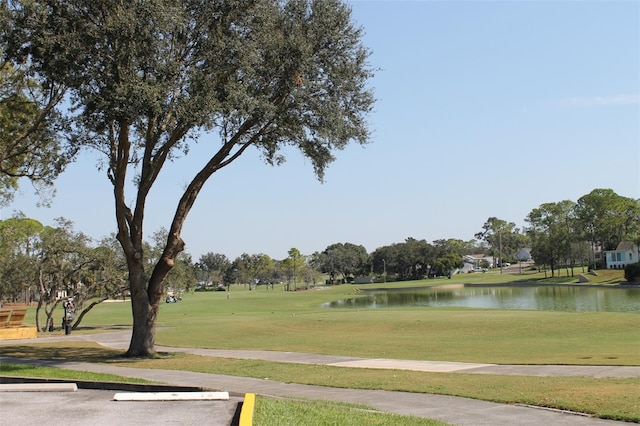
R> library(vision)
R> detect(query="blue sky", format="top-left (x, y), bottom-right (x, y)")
top-left (4, 0), bottom-right (639, 261)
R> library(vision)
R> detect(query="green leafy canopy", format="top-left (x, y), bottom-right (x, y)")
top-left (4, 0), bottom-right (375, 356)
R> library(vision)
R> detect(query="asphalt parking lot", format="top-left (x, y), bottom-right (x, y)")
top-left (0, 377), bottom-right (245, 426)
top-left (0, 386), bottom-right (243, 426)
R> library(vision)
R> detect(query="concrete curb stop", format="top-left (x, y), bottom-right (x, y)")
top-left (0, 382), bottom-right (78, 392)
top-left (113, 391), bottom-right (230, 401)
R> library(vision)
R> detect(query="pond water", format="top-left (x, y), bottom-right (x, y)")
top-left (322, 285), bottom-right (640, 313)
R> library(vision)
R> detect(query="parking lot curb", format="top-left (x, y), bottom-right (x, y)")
top-left (239, 393), bottom-right (255, 426)
top-left (0, 375), bottom-right (225, 393)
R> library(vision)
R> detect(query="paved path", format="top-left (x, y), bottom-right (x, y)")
top-left (1, 331), bottom-right (638, 425)
top-left (11, 330), bottom-right (638, 379)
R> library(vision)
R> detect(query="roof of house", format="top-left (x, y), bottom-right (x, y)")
top-left (616, 241), bottom-right (637, 251)
top-left (605, 241), bottom-right (638, 253)
top-left (465, 254), bottom-right (489, 259)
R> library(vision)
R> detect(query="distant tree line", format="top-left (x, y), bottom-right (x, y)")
top-left (1, 188), bottom-right (637, 327)
top-left (525, 189), bottom-right (639, 277)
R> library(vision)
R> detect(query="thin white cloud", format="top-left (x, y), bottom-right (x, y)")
top-left (560, 94), bottom-right (640, 107)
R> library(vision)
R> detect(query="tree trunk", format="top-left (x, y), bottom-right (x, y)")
top-left (125, 261), bottom-right (158, 357)
top-left (126, 294), bottom-right (157, 357)
top-left (45, 316), bottom-right (54, 332)
top-left (35, 299), bottom-right (43, 332)
top-left (125, 252), bottom-right (173, 357)
top-left (72, 297), bottom-right (107, 330)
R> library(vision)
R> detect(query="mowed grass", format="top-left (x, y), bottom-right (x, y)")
top-left (157, 307), bottom-right (638, 365)
top-left (458, 265), bottom-right (626, 285)
top-left (22, 273), bottom-right (639, 365)
top-left (254, 396), bottom-right (449, 426)
top-left (63, 274), bottom-right (638, 366)
top-left (6, 272), bottom-right (639, 422)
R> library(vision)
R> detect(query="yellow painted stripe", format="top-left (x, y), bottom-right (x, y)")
top-left (239, 393), bottom-right (255, 426)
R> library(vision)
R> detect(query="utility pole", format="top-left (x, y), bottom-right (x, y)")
top-left (383, 259), bottom-right (386, 284)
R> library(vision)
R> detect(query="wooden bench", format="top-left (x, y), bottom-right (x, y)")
top-left (7, 309), bottom-right (27, 327)
top-left (0, 309), bottom-right (11, 327)
top-left (0, 308), bottom-right (36, 340)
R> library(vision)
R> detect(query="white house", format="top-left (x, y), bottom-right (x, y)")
top-left (516, 248), bottom-right (532, 262)
top-left (604, 241), bottom-right (639, 269)
top-left (463, 254), bottom-right (494, 268)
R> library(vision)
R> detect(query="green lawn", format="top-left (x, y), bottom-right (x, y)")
top-left (6, 271), bottom-right (639, 422)
top-left (63, 272), bottom-right (637, 366)
top-left (20, 271), bottom-right (640, 366)
top-left (254, 396), bottom-right (449, 426)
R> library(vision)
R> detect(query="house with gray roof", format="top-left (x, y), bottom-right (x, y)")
top-left (604, 241), bottom-right (639, 269)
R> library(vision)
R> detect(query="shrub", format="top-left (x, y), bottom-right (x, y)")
top-left (624, 263), bottom-right (640, 283)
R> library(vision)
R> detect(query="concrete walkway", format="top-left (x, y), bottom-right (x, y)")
top-left (1, 331), bottom-right (638, 425)
top-left (17, 330), bottom-right (639, 379)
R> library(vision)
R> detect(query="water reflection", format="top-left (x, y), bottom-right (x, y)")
top-left (322, 285), bottom-right (640, 313)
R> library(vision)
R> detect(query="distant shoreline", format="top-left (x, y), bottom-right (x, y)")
top-left (360, 282), bottom-right (640, 292)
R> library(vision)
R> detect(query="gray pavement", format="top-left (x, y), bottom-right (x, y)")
top-left (0, 386), bottom-right (243, 426)
top-left (1, 331), bottom-right (638, 425)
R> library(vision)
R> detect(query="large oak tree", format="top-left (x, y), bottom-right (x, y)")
top-left (0, 1), bottom-right (72, 205)
top-left (310, 242), bottom-right (368, 281)
top-left (475, 217), bottom-right (524, 268)
top-left (575, 189), bottom-right (640, 256)
top-left (5, 0), bottom-right (374, 356)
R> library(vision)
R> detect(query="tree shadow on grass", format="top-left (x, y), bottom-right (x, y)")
top-left (0, 342), bottom-right (123, 363)
top-left (1, 342), bottom-right (176, 364)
